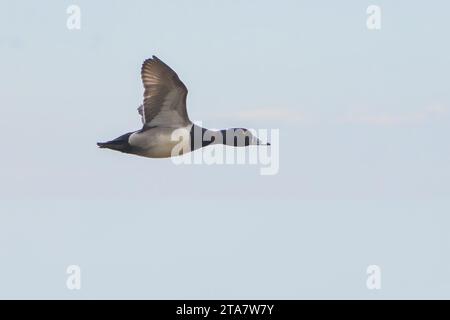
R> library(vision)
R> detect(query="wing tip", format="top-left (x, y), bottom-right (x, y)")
top-left (142, 55), bottom-right (161, 69)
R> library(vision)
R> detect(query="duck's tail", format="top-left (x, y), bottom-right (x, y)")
top-left (97, 132), bottom-right (134, 153)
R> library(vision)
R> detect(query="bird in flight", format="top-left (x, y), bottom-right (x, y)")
top-left (97, 56), bottom-right (270, 158)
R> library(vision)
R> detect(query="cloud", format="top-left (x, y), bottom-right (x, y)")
top-left (206, 104), bottom-right (449, 127)
top-left (338, 104), bottom-right (449, 126)
top-left (226, 107), bottom-right (307, 123)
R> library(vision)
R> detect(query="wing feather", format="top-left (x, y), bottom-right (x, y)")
top-left (139, 56), bottom-right (190, 127)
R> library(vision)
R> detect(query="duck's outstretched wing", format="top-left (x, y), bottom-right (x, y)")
top-left (138, 56), bottom-right (190, 128)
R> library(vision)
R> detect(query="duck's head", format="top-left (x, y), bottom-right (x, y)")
top-left (224, 128), bottom-right (270, 146)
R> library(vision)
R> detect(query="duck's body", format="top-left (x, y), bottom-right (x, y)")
top-left (130, 125), bottom-right (192, 158)
top-left (97, 56), bottom-right (269, 158)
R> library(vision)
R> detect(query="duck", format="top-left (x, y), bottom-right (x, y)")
top-left (97, 56), bottom-right (270, 158)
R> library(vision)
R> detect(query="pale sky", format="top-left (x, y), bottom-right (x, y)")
top-left (1, 0), bottom-right (450, 299)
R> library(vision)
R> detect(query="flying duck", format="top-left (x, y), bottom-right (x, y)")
top-left (97, 56), bottom-right (270, 158)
